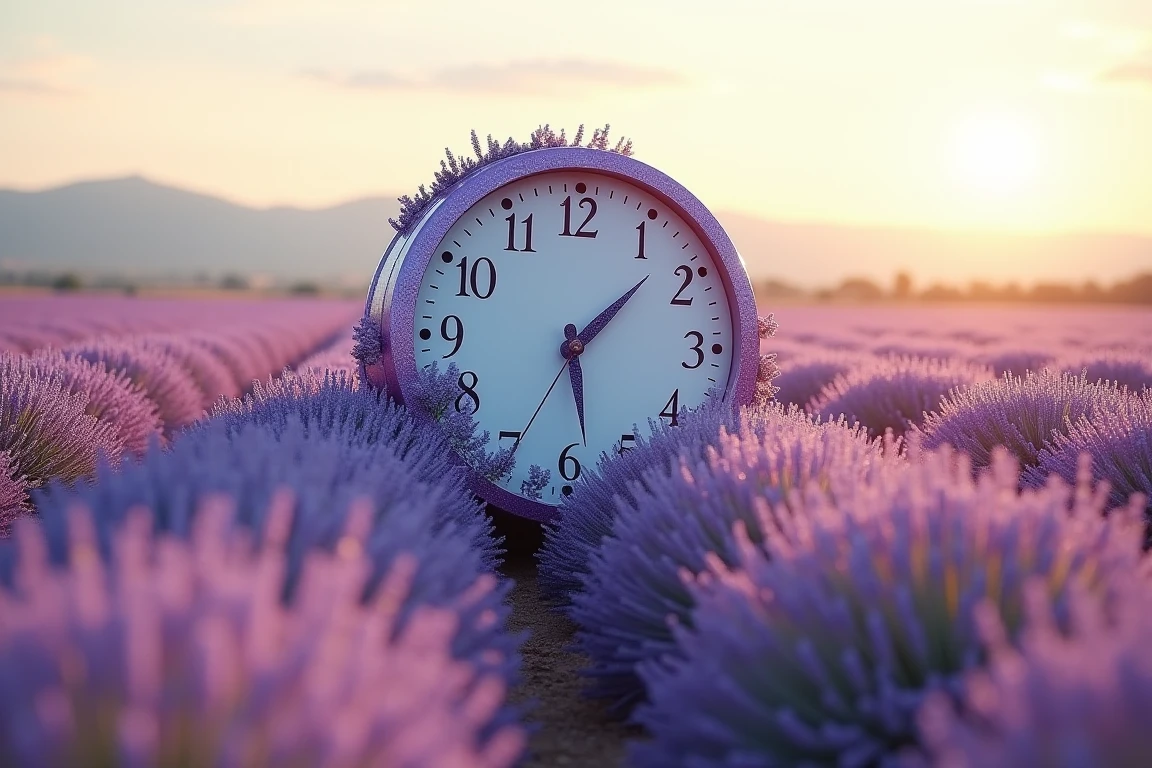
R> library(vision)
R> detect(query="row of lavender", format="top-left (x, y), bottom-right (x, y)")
top-left (0, 297), bottom-right (527, 766)
top-left (539, 305), bottom-right (1152, 766)
top-left (0, 296), bottom-right (358, 530)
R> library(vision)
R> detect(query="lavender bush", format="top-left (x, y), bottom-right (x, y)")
top-left (22, 351), bottom-right (163, 456)
top-left (537, 394), bottom-right (737, 605)
top-left (206, 368), bottom-right (501, 567)
top-left (0, 452), bottom-right (25, 537)
top-left (920, 370), bottom-right (1130, 472)
top-left (0, 496), bottom-right (526, 768)
top-left (771, 350), bottom-right (861, 410)
top-left (187, 332), bottom-right (255, 395)
top-left (916, 581), bottom-right (1152, 768)
top-left (138, 334), bottom-right (239, 407)
top-left (0, 354), bottom-right (122, 503)
top-left (571, 404), bottom-right (889, 712)
top-left (1059, 350), bottom-right (1152, 392)
top-left (631, 447), bottom-right (1145, 767)
top-left (24, 421), bottom-right (518, 683)
top-left (1029, 388), bottom-right (1152, 528)
top-left (391, 124), bottom-right (633, 233)
top-left (66, 340), bottom-right (205, 433)
top-left (810, 355), bottom-right (992, 438)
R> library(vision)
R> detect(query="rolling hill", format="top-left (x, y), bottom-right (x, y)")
top-left (1, 176), bottom-right (1148, 289)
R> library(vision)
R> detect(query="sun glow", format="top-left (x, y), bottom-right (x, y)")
top-left (950, 115), bottom-right (1041, 198)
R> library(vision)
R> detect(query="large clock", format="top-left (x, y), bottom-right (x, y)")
top-left (362, 146), bottom-right (759, 521)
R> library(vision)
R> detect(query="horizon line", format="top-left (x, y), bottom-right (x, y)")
top-left (4, 172), bottom-right (1151, 241)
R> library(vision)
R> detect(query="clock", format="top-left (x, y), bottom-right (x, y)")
top-left (362, 146), bottom-right (759, 522)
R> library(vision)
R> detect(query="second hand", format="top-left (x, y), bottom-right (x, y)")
top-left (513, 359), bottom-right (569, 451)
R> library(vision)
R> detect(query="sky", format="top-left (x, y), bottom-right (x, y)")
top-left (2, 0), bottom-right (1152, 242)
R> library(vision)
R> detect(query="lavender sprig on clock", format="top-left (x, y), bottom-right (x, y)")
top-left (410, 361), bottom-right (517, 483)
top-left (390, 124), bottom-right (634, 233)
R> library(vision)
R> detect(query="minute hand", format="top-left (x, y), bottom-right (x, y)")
top-left (576, 274), bottom-right (650, 346)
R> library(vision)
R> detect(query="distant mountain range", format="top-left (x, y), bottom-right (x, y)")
top-left (1, 176), bottom-right (1148, 289)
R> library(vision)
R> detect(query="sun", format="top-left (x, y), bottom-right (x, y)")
top-left (950, 114), bottom-right (1040, 197)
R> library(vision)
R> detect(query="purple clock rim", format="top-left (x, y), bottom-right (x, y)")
top-left (364, 146), bottom-right (759, 523)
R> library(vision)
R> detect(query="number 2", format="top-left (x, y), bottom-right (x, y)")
top-left (670, 265), bottom-right (693, 306)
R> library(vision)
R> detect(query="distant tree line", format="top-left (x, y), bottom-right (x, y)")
top-left (756, 271), bottom-right (1152, 305)
top-left (0, 268), bottom-right (353, 298)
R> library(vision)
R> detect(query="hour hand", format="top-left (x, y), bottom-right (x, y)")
top-left (561, 323), bottom-right (586, 445)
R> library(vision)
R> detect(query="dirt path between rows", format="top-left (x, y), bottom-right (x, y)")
top-left (496, 513), bottom-right (640, 767)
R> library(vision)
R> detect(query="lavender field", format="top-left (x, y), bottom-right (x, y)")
top-left (2, 295), bottom-right (1151, 767)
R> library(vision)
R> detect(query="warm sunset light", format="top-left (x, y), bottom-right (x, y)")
top-left (951, 115), bottom-right (1041, 197)
top-left (2, 0), bottom-right (1152, 288)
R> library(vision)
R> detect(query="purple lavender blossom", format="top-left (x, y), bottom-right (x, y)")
top-left (391, 124), bottom-right (634, 233)
top-left (0, 352), bottom-right (122, 494)
top-left (65, 340), bottom-right (205, 433)
top-left (21, 351), bottom-right (163, 456)
top-left (920, 370), bottom-right (1130, 472)
top-left (771, 350), bottom-right (862, 409)
top-left (630, 446), bottom-right (1145, 767)
top-left (0, 497), bottom-right (526, 768)
top-left (25, 420), bottom-right (519, 687)
top-left (810, 354), bottom-right (993, 438)
top-left (351, 313), bottom-right (382, 368)
top-left (570, 404), bottom-right (889, 712)
top-left (1058, 349), bottom-right (1152, 392)
top-left (205, 368), bottom-right (501, 567)
top-left (916, 580), bottom-right (1152, 768)
top-left (520, 463), bottom-right (551, 501)
top-left (537, 394), bottom-right (738, 605)
top-left (409, 361), bottom-right (515, 484)
top-left (0, 452), bottom-right (26, 537)
top-left (1028, 388), bottom-right (1151, 525)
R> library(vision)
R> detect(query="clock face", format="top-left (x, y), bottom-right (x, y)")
top-left (412, 170), bottom-right (735, 506)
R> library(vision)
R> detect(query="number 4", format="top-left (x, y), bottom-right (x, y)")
top-left (659, 389), bottom-right (680, 426)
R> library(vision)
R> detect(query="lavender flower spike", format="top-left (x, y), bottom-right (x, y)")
top-left (0, 494), bottom-right (527, 768)
top-left (410, 361), bottom-right (515, 484)
top-left (351, 312), bottom-right (382, 368)
top-left (920, 369), bottom-right (1130, 472)
top-left (917, 579), bottom-right (1152, 768)
top-left (631, 445), bottom-right (1145, 767)
top-left (0, 452), bottom-right (27, 537)
top-left (390, 124), bottom-right (634, 232)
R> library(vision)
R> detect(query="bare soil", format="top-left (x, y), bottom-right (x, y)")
top-left (494, 510), bottom-right (640, 768)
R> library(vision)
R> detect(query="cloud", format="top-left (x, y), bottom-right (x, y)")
top-left (301, 59), bottom-right (686, 95)
top-left (1098, 59), bottom-right (1152, 87)
top-left (0, 77), bottom-right (70, 95)
top-left (0, 41), bottom-right (92, 98)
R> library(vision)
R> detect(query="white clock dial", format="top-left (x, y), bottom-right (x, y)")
top-left (413, 171), bottom-right (734, 505)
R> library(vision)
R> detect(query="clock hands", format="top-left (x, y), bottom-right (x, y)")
top-left (515, 275), bottom-right (652, 454)
top-left (561, 324), bottom-right (586, 445)
top-left (572, 275), bottom-right (650, 346)
top-left (558, 274), bottom-right (650, 447)
top-left (513, 359), bottom-right (569, 451)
